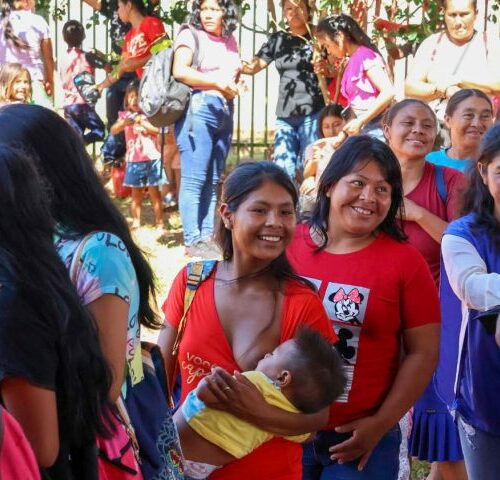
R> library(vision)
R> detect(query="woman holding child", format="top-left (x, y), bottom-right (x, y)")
top-left (287, 136), bottom-right (441, 479)
top-left (159, 162), bottom-right (339, 479)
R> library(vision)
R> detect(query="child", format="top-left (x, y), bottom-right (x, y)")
top-left (299, 104), bottom-right (347, 213)
top-left (59, 20), bottom-right (105, 145)
top-left (0, 62), bottom-right (31, 105)
top-left (174, 327), bottom-right (346, 479)
top-left (111, 80), bottom-right (166, 229)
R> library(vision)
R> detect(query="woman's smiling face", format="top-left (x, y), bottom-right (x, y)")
top-left (220, 180), bottom-right (297, 264)
top-left (384, 103), bottom-right (437, 162)
top-left (326, 159), bottom-right (393, 238)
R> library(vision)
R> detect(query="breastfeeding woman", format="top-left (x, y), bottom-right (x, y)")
top-left (159, 161), bottom-right (338, 480)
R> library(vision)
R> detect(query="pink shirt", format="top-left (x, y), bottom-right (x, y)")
top-left (174, 27), bottom-right (241, 90)
top-left (59, 47), bottom-right (93, 106)
top-left (119, 111), bottom-right (161, 163)
top-left (341, 46), bottom-right (385, 117)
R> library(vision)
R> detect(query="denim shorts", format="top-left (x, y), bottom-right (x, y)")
top-left (123, 159), bottom-right (167, 187)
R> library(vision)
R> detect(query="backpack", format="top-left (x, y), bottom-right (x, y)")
top-left (139, 25), bottom-right (200, 128)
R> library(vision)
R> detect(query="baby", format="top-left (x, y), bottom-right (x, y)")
top-left (174, 327), bottom-right (346, 479)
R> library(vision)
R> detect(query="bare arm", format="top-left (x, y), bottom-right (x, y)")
top-left (198, 368), bottom-right (329, 435)
top-left (138, 116), bottom-right (160, 135)
top-left (83, 0), bottom-right (102, 10)
top-left (241, 56), bottom-right (268, 76)
top-left (40, 38), bottom-right (55, 96)
top-left (402, 198), bottom-right (448, 243)
top-left (331, 323), bottom-right (440, 469)
top-left (87, 295), bottom-right (128, 402)
top-left (2, 378), bottom-right (59, 467)
top-left (157, 322), bottom-right (178, 391)
top-left (110, 116), bottom-right (132, 135)
top-left (344, 64), bottom-right (395, 135)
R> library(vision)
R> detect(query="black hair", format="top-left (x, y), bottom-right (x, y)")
top-left (118, 0), bottom-right (151, 16)
top-left (123, 78), bottom-right (140, 109)
top-left (318, 103), bottom-right (346, 138)
top-left (287, 327), bottom-right (346, 413)
top-left (383, 98), bottom-right (437, 129)
top-left (0, 144), bottom-right (112, 445)
top-left (442, 0), bottom-right (477, 10)
top-left (445, 88), bottom-right (493, 117)
top-left (462, 123), bottom-right (500, 248)
top-left (63, 20), bottom-right (85, 48)
top-left (316, 14), bottom-right (380, 55)
top-left (189, 0), bottom-right (239, 37)
top-left (0, 104), bottom-right (161, 330)
top-left (216, 161), bottom-right (311, 287)
top-left (310, 135), bottom-right (407, 247)
top-left (1, 0), bottom-right (29, 50)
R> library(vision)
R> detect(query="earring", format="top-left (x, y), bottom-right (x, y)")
top-left (273, 379), bottom-right (281, 391)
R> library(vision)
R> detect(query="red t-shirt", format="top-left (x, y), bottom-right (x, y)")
top-left (122, 16), bottom-right (164, 78)
top-left (287, 225), bottom-right (440, 429)
top-left (162, 264), bottom-right (337, 480)
top-left (0, 408), bottom-right (40, 479)
top-left (404, 162), bottom-right (465, 285)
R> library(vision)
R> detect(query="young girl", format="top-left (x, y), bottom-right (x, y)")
top-left (299, 104), bottom-right (347, 213)
top-left (0, 62), bottom-right (32, 105)
top-left (111, 80), bottom-right (166, 229)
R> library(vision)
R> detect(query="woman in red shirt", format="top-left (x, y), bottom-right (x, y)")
top-left (287, 135), bottom-right (440, 479)
top-left (160, 162), bottom-right (337, 480)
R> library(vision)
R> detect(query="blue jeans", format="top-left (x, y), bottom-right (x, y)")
top-left (101, 73), bottom-right (136, 163)
top-left (302, 426), bottom-right (401, 480)
top-left (274, 112), bottom-right (320, 178)
top-left (457, 415), bottom-right (500, 480)
top-left (175, 91), bottom-right (233, 246)
top-left (64, 104), bottom-right (105, 145)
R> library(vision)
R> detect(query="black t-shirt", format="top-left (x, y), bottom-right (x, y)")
top-left (0, 262), bottom-right (96, 479)
top-left (257, 30), bottom-right (324, 118)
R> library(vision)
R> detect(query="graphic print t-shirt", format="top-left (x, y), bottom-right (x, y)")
top-left (287, 225), bottom-right (440, 428)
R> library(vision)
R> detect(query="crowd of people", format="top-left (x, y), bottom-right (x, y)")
top-left (0, 0), bottom-right (499, 479)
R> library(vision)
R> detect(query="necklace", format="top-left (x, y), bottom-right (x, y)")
top-left (215, 264), bottom-right (272, 285)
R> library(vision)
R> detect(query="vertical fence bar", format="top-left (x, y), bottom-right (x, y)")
top-left (249, 0), bottom-right (257, 160)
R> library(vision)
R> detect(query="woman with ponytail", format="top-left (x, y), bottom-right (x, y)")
top-left (0, 0), bottom-right (54, 107)
top-left (0, 144), bottom-right (112, 478)
top-left (315, 14), bottom-right (394, 144)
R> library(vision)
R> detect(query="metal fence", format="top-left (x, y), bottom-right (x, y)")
top-left (47, 1), bottom-right (497, 163)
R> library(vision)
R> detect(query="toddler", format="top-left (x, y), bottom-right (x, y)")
top-left (111, 80), bottom-right (167, 229)
top-left (175, 327), bottom-right (346, 479)
top-left (59, 20), bottom-right (105, 144)
top-left (0, 62), bottom-right (31, 105)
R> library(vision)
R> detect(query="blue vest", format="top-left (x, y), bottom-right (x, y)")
top-left (440, 214), bottom-right (500, 435)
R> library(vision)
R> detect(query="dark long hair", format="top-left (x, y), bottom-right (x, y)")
top-left (463, 124), bottom-right (500, 248)
top-left (1, 0), bottom-right (30, 49)
top-left (310, 135), bottom-right (407, 249)
top-left (316, 14), bottom-right (379, 55)
top-left (189, 0), bottom-right (239, 37)
top-left (216, 161), bottom-right (311, 288)
top-left (118, 0), bottom-right (151, 16)
top-left (0, 104), bottom-right (161, 330)
top-left (0, 145), bottom-right (112, 444)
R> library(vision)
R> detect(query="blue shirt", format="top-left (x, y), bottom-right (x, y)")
top-left (426, 148), bottom-right (473, 173)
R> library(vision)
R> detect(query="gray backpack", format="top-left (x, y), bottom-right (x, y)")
top-left (139, 24), bottom-right (200, 127)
